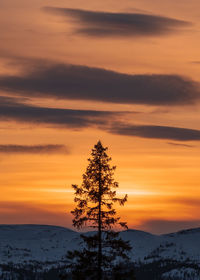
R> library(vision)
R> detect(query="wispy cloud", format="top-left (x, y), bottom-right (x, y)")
top-left (0, 60), bottom-right (199, 106)
top-left (0, 201), bottom-right (72, 226)
top-left (0, 96), bottom-right (117, 128)
top-left (0, 144), bottom-right (69, 154)
top-left (140, 219), bottom-right (200, 235)
top-left (1, 96), bottom-right (200, 142)
top-left (167, 142), bottom-right (195, 148)
top-left (43, 7), bottom-right (190, 38)
top-left (109, 124), bottom-right (200, 141)
top-left (190, 61), bottom-right (200, 64)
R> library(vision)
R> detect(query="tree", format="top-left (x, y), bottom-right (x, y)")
top-left (66, 141), bottom-right (134, 280)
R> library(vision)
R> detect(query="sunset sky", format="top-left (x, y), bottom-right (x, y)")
top-left (1, 0), bottom-right (200, 234)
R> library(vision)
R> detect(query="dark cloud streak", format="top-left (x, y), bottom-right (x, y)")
top-left (140, 219), bottom-right (200, 235)
top-left (0, 144), bottom-right (69, 154)
top-left (43, 7), bottom-right (190, 37)
top-left (0, 96), bottom-right (116, 128)
top-left (109, 124), bottom-right (200, 141)
top-left (1, 96), bottom-right (200, 142)
top-left (167, 142), bottom-right (195, 148)
top-left (0, 61), bottom-right (199, 106)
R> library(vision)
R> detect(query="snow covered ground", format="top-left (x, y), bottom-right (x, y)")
top-left (162, 268), bottom-right (200, 280)
top-left (1, 225), bottom-right (200, 265)
top-left (0, 225), bottom-right (200, 279)
top-left (0, 225), bottom-right (79, 265)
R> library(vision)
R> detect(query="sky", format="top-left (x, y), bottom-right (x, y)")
top-left (0, 0), bottom-right (200, 234)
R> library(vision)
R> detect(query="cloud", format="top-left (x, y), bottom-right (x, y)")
top-left (140, 219), bottom-right (200, 235)
top-left (167, 142), bottom-right (195, 148)
top-left (0, 61), bottom-right (199, 106)
top-left (43, 7), bottom-right (190, 37)
top-left (1, 96), bottom-right (200, 142)
top-left (191, 61), bottom-right (200, 64)
top-left (0, 144), bottom-right (69, 154)
top-left (169, 197), bottom-right (200, 207)
top-left (0, 201), bottom-right (72, 227)
top-left (0, 96), bottom-right (116, 128)
top-left (109, 124), bottom-right (200, 141)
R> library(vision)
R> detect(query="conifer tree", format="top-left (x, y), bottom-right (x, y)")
top-left (67, 141), bottom-right (134, 280)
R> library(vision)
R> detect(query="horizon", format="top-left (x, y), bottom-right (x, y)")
top-left (1, 223), bottom-right (200, 236)
top-left (1, 0), bottom-right (200, 235)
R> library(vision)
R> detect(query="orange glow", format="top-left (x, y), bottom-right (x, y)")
top-left (0, 0), bottom-right (200, 234)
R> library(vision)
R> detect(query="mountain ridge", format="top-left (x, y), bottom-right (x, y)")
top-left (0, 224), bottom-right (200, 279)
top-left (2, 223), bottom-right (200, 235)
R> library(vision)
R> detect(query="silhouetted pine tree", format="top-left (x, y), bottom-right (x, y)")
top-left (66, 141), bottom-right (135, 280)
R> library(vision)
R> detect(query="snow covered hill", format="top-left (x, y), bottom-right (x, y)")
top-left (120, 228), bottom-right (200, 264)
top-left (0, 224), bottom-right (200, 279)
top-left (0, 225), bottom-right (79, 265)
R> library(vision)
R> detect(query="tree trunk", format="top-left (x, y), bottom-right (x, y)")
top-left (98, 161), bottom-right (102, 280)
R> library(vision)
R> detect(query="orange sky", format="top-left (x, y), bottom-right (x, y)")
top-left (0, 0), bottom-right (200, 234)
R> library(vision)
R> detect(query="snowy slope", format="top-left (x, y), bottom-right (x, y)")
top-left (1, 225), bottom-right (200, 264)
top-left (162, 268), bottom-right (200, 280)
top-left (120, 229), bottom-right (162, 261)
top-left (0, 225), bottom-right (79, 265)
top-left (0, 224), bottom-right (200, 279)
top-left (160, 228), bottom-right (200, 263)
